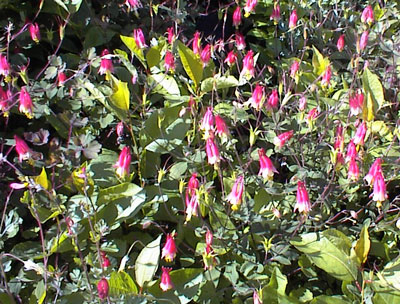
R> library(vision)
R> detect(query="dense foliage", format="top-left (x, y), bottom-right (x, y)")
top-left (0, 0), bottom-right (400, 303)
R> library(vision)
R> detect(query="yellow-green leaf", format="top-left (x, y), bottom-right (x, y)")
top-left (177, 41), bottom-right (203, 88)
top-left (355, 225), bottom-right (370, 265)
top-left (110, 75), bottom-right (130, 112)
top-left (362, 68), bottom-right (385, 121)
top-left (312, 46), bottom-right (330, 76)
top-left (34, 167), bottom-right (49, 190)
top-left (120, 35), bottom-right (146, 67)
top-left (146, 47), bottom-right (161, 68)
top-left (371, 121), bottom-right (393, 141)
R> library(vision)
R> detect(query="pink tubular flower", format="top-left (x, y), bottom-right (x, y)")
top-left (295, 181), bottom-right (311, 214)
top-left (14, 135), bottom-right (32, 162)
top-left (0, 54), bottom-right (10, 77)
top-left (205, 229), bottom-right (213, 254)
top-left (274, 130), bottom-right (294, 148)
top-left (19, 87), bottom-right (33, 119)
top-left (200, 106), bottom-right (214, 135)
top-left (249, 84), bottom-right (265, 110)
top-left (349, 91), bottom-right (364, 116)
top-left (321, 65), bottom-right (331, 87)
top-left (192, 32), bottom-right (201, 55)
top-left (160, 267), bottom-right (173, 292)
top-left (361, 5), bottom-right (374, 24)
top-left (348, 158), bottom-right (359, 181)
top-left (299, 96), bottom-right (307, 111)
top-left (334, 124), bottom-right (344, 152)
top-left (99, 49), bottom-right (113, 75)
top-left (270, 4), bottom-right (280, 23)
top-left (227, 176), bottom-right (244, 211)
top-left (200, 44), bottom-right (211, 66)
top-left (267, 89), bottom-right (279, 110)
top-left (187, 173), bottom-right (199, 196)
top-left (359, 31), bottom-right (369, 52)
top-left (100, 251), bottom-right (111, 268)
top-left (114, 146), bottom-right (131, 179)
top-left (215, 115), bottom-right (229, 138)
top-left (162, 233), bottom-right (177, 263)
top-left (167, 27), bottom-right (175, 45)
top-left (125, 0), bottom-right (141, 10)
top-left (164, 51), bottom-right (175, 72)
top-left (365, 158), bottom-right (383, 186)
top-left (258, 148), bottom-right (278, 181)
top-left (185, 173), bottom-right (199, 221)
top-left (345, 140), bottom-right (357, 163)
top-left (97, 278), bottom-right (109, 300)
top-left (306, 107), bottom-right (318, 121)
top-left (133, 28), bottom-right (147, 48)
top-left (233, 6), bottom-right (242, 27)
top-left (57, 71), bottom-right (67, 86)
top-left (353, 121), bottom-right (367, 146)
top-left (29, 23), bottom-right (40, 43)
top-left (224, 50), bottom-right (237, 66)
top-left (289, 9), bottom-right (298, 29)
top-left (206, 137), bottom-right (220, 165)
top-left (372, 172), bottom-right (387, 207)
top-left (253, 290), bottom-right (262, 304)
top-left (244, 0), bottom-right (258, 16)
top-left (290, 60), bottom-right (300, 78)
top-left (0, 87), bottom-right (8, 114)
top-left (337, 34), bottom-right (345, 52)
top-left (116, 121), bottom-right (124, 137)
top-left (241, 50), bottom-right (255, 79)
top-left (235, 32), bottom-right (246, 51)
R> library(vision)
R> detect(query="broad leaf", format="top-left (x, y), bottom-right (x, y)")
top-left (109, 271), bottom-right (138, 296)
top-left (362, 68), bottom-right (385, 121)
top-left (135, 235), bottom-right (161, 288)
top-left (177, 41), bottom-right (203, 88)
top-left (200, 75), bottom-right (239, 92)
top-left (354, 225), bottom-right (370, 265)
top-left (110, 74), bottom-right (130, 113)
top-left (120, 35), bottom-right (146, 67)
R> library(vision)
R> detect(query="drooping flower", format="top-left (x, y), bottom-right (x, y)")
top-left (192, 32), bottom-right (201, 55)
top-left (337, 34), bottom-right (345, 52)
top-left (345, 140), bottom-right (357, 163)
top-left (321, 65), bottom-right (331, 87)
top-left (57, 71), bottom-right (67, 86)
top-left (253, 290), bottom-right (262, 304)
top-left (215, 115), bottom-right (229, 138)
top-left (372, 172), bottom-right (387, 208)
top-left (100, 251), bottom-right (111, 268)
top-left (99, 49), bottom-right (113, 75)
top-left (0, 54), bottom-right (10, 77)
top-left (114, 146), bottom-right (131, 179)
top-left (294, 181), bottom-right (311, 214)
top-left (160, 267), bottom-right (173, 292)
top-left (235, 32), bottom-right (246, 51)
top-left (125, 0), bottom-right (142, 10)
top-left (270, 3), bottom-right (280, 23)
top-left (348, 158), bottom-right (359, 181)
top-left (14, 135), bottom-right (33, 162)
top-left (200, 106), bottom-right (214, 136)
top-left (97, 278), bottom-right (109, 300)
top-left (290, 60), bottom-right (300, 78)
top-left (359, 31), bottom-right (369, 52)
top-left (249, 84), bottom-right (265, 110)
top-left (0, 86), bottom-right (9, 115)
top-left (133, 28), bottom-right (147, 48)
top-left (224, 50), bottom-right (237, 66)
top-left (200, 44), bottom-right (212, 66)
top-left (205, 229), bottom-right (213, 254)
top-left (167, 27), bottom-right (175, 45)
top-left (241, 50), bottom-right (255, 79)
top-left (162, 233), bottom-right (177, 263)
top-left (185, 173), bottom-right (199, 221)
top-left (227, 175), bottom-right (244, 211)
top-left (364, 158), bottom-right (383, 186)
top-left (258, 148), bottom-right (278, 181)
top-left (205, 137), bottom-right (220, 165)
top-left (334, 124), bottom-right (344, 152)
top-left (164, 51), bottom-right (175, 72)
top-left (244, 0), bottom-right (258, 17)
top-left (267, 89), bottom-right (279, 110)
top-left (233, 6), bottom-right (242, 27)
top-left (19, 87), bottom-right (33, 119)
top-left (299, 96), bottom-right (307, 111)
top-left (306, 107), bottom-right (319, 128)
top-left (353, 121), bottom-right (367, 146)
top-left (349, 90), bottom-right (364, 116)
top-left (361, 5), bottom-right (374, 24)
top-left (289, 9), bottom-right (298, 29)
top-left (116, 121), bottom-right (124, 137)
top-left (274, 130), bottom-right (294, 148)
top-left (29, 23), bottom-right (40, 43)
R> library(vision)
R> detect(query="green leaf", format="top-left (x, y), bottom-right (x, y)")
top-left (34, 280), bottom-right (46, 304)
top-left (34, 168), bottom-right (49, 190)
top-left (354, 225), bottom-right (370, 265)
top-left (120, 35), bottom-right (146, 67)
top-left (109, 271), bottom-right (138, 296)
top-left (135, 235), bottom-right (161, 288)
top-left (148, 73), bottom-right (180, 96)
top-left (267, 267), bottom-right (288, 295)
top-left (177, 41), bottom-right (203, 88)
top-left (362, 68), bottom-right (385, 121)
top-left (291, 229), bottom-right (358, 281)
top-left (146, 47), bottom-right (161, 68)
top-left (200, 75), bottom-right (239, 92)
top-left (169, 162), bottom-right (188, 180)
top-left (0, 293), bottom-right (16, 304)
top-left (376, 256), bottom-right (400, 290)
top-left (312, 45), bottom-right (330, 76)
top-left (109, 74), bottom-right (130, 114)
top-left (311, 295), bottom-right (352, 304)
